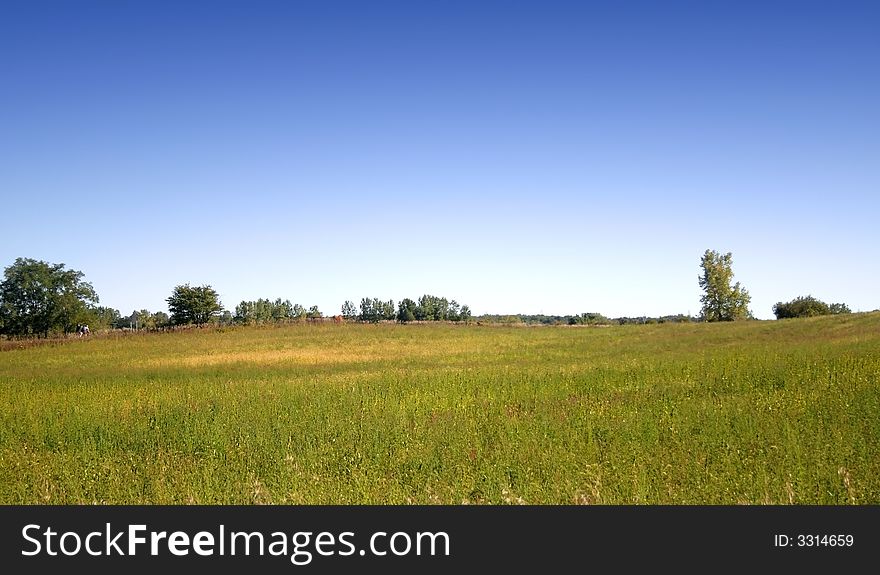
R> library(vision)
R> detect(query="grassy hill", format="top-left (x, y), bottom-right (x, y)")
top-left (1, 313), bottom-right (878, 504)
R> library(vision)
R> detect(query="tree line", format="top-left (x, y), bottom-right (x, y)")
top-left (234, 298), bottom-right (322, 325)
top-left (0, 258), bottom-right (477, 337)
top-left (0, 254), bottom-right (859, 338)
top-left (348, 295), bottom-right (473, 324)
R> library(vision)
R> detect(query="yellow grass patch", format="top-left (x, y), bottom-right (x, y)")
top-left (139, 347), bottom-right (383, 368)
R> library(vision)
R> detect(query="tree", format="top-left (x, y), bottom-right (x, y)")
top-left (152, 311), bottom-right (170, 327)
top-left (87, 306), bottom-right (121, 330)
top-left (359, 298), bottom-right (381, 323)
top-left (829, 302), bottom-right (851, 315)
top-left (568, 312), bottom-right (611, 325)
top-left (136, 309), bottom-right (156, 330)
top-left (234, 300), bottom-right (256, 324)
top-left (253, 298), bottom-right (273, 323)
top-left (381, 299), bottom-right (396, 321)
top-left (0, 258), bottom-right (99, 337)
top-left (272, 298), bottom-right (295, 322)
top-left (413, 297), bottom-right (429, 321)
top-left (698, 250), bottom-right (751, 322)
top-left (167, 284), bottom-right (223, 325)
top-left (416, 294), bottom-right (449, 321)
top-left (341, 300), bottom-right (358, 321)
top-left (306, 305), bottom-right (322, 319)
top-left (235, 298), bottom-right (305, 324)
top-left (397, 298), bottom-right (417, 323)
top-left (448, 300), bottom-right (461, 322)
top-left (773, 296), bottom-right (829, 319)
top-left (773, 296), bottom-right (851, 319)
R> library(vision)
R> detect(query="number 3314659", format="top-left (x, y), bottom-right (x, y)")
top-left (797, 534), bottom-right (854, 547)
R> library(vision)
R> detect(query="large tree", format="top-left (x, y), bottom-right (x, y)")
top-left (167, 284), bottom-right (223, 325)
top-left (0, 258), bottom-right (99, 337)
top-left (698, 250), bottom-right (751, 322)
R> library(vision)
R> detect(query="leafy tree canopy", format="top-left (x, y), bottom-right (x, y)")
top-left (167, 284), bottom-right (223, 325)
top-left (0, 257), bottom-right (98, 337)
top-left (341, 300), bottom-right (358, 321)
top-left (397, 298), bottom-right (417, 323)
top-left (698, 250), bottom-right (751, 322)
top-left (773, 296), bottom-right (851, 319)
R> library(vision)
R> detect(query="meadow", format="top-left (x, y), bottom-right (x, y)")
top-left (1, 314), bottom-right (878, 504)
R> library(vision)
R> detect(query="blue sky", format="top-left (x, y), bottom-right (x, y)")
top-left (1, 0), bottom-right (877, 319)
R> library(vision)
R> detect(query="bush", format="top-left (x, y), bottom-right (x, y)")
top-left (773, 296), bottom-right (849, 319)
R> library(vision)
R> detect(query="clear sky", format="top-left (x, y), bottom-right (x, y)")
top-left (1, 0), bottom-right (877, 319)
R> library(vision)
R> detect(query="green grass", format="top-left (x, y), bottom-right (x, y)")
top-left (1, 314), bottom-right (878, 504)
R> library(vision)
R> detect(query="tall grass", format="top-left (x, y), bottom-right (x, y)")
top-left (1, 314), bottom-right (878, 504)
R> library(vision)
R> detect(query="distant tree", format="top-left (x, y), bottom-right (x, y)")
top-left (87, 306), bottom-right (121, 330)
top-left (135, 309), bottom-right (156, 330)
top-left (152, 311), bottom-right (170, 327)
top-left (120, 310), bottom-right (136, 329)
top-left (167, 284), bottom-right (223, 325)
top-left (829, 302), bottom-right (851, 315)
top-left (392, 295), bottom-right (472, 323)
top-left (448, 300), bottom-right (461, 322)
top-left (413, 297), bottom-right (429, 321)
top-left (272, 298), bottom-right (295, 322)
top-left (359, 298), bottom-right (381, 323)
top-left (397, 298), bottom-right (417, 323)
top-left (0, 258), bottom-right (99, 337)
top-left (306, 305), bottom-right (322, 319)
top-left (568, 312), bottom-right (611, 325)
top-left (235, 298), bottom-right (305, 324)
top-left (773, 296), bottom-right (850, 319)
top-left (234, 300), bottom-right (255, 324)
top-left (115, 312), bottom-right (133, 329)
top-left (110, 308), bottom-right (168, 330)
top-left (773, 296), bottom-right (828, 319)
top-left (698, 250), bottom-right (751, 322)
top-left (416, 295), bottom-right (450, 321)
top-left (381, 299), bottom-right (396, 321)
top-left (434, 297), bottom-right (449, 321)
top-left (254, 298), bottom-right (273, 323)
top-left (341, 300), bottom-right (358, 321)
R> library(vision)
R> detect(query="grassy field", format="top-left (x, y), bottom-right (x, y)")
top-left (1, 314), bottom-right (878, 504)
